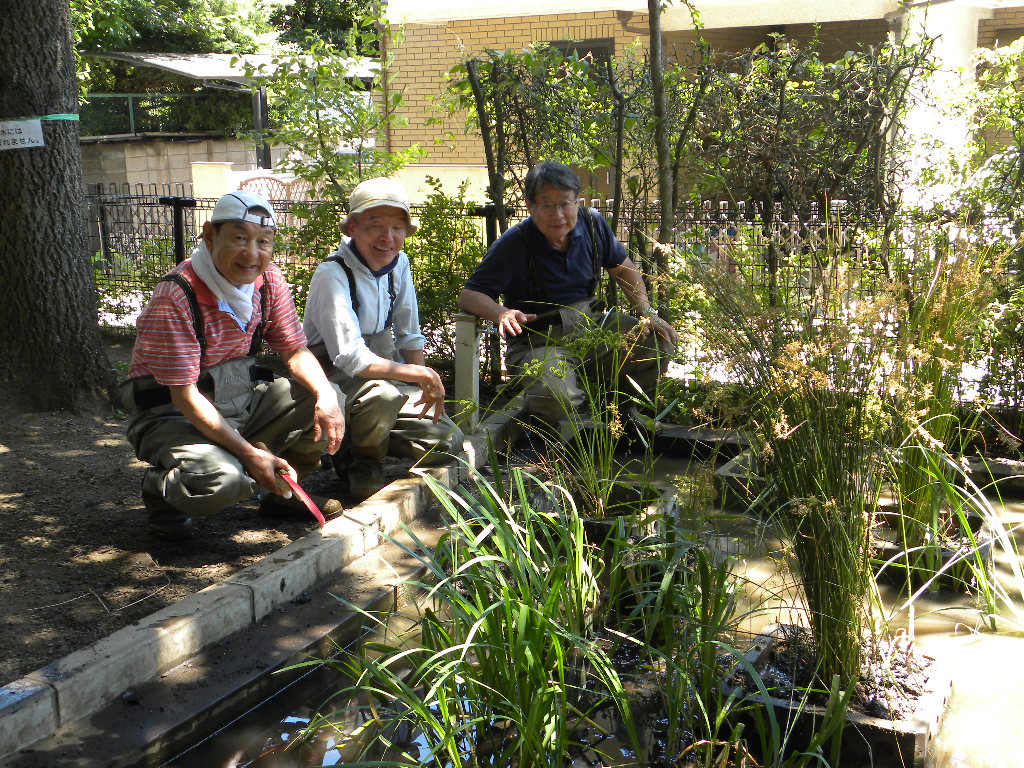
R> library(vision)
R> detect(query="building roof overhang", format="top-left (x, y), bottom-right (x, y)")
top-left (82, 52), bottom-right (377, 89)
top-left (385, 0), bottom-right (1019, 28)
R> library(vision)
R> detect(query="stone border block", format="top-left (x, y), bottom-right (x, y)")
top-left (23, 582), bottom-right (252, 735)
top-left (0, 679), bottom-right (57, 759)
top-left (318, 517), bottom-right (368, 575)
top-left (226, 536), bottom-right (330, 621)
top-left (344, 508), bottom-right (381, 550)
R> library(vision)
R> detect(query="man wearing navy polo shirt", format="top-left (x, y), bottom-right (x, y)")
top-left (459, 161), bottom-right (678, 423)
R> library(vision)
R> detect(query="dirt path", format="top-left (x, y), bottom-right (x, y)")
top-left (0, 335), bottom-right (375, 686)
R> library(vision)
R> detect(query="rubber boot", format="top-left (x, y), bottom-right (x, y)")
top-left (348, 450), bottom-right (388, 501)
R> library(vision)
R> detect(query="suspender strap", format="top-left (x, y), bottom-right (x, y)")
top-left (159, 274), bottom-right (207, 361)
top-left (583, 206), bottom-right (602, 300)
top-left (326, 255), bottom-right (396, 330)
top-left (248, 281), bottom-right (268, 356)
top-left (157, 273), bottom-right (268, 362)
top-left (384, 268), bottom-right (397, 329)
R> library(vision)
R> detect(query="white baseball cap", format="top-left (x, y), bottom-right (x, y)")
top-left (341, 177), bottom-right (417, 236)
top-left (211, 190), bottom-right (277, 228)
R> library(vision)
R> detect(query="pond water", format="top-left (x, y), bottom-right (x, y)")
top-left (712, 467), bottom-right (1024, 768)
top-left (164, 457), bottom-right (1024, 768)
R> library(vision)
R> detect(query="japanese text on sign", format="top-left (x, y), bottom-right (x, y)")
top-left (0, 120), bottom-right (45, 150)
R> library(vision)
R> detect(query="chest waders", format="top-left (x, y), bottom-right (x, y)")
top-left (123, 274), bottom-right (273, 422)
top-left (310, 256), bottom-right (400, 368)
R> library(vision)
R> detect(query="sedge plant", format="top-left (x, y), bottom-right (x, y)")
top-left (684, 241), bottom-right (892, 696)
top-left (305, 460), bottom-right (642, 767)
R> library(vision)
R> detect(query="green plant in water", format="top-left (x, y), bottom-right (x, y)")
top-left (884, 227), bottom-right (1007, 587)
top-left (685, 244), bottom-right (890, 693)
top-left (306, 460), bottom-right (641, 766)
top-left (508, 304), bottom-right (666, 520)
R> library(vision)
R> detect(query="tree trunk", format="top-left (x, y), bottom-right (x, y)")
top-left (648, 0), bottom-right (672, 290)
top-left (0, 0), bottom-right (114, 412)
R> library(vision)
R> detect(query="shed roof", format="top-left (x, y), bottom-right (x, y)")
top-left (84, 52), bottom-right (377, 87)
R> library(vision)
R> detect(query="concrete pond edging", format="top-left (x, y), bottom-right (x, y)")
top-left (0, 398), bottom-right (525, 764)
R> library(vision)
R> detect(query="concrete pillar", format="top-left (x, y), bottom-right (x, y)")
top-left (453, 312), bottom-right (481, 432)
top-left (190, 161), bottom-right (233, 200)
top-left (899, 0), bottom-right (992, 204)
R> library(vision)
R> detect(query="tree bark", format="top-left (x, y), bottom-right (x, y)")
top-left (0, 0), bottom-right (114, 412)
top-left (648, 0), bottom-right (672, 284)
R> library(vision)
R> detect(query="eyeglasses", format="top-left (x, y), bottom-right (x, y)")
top-left (534, 199), bottom-right (579, 215)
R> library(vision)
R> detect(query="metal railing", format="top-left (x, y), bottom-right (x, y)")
top-left (85, 188), bottom-right (1023, 417)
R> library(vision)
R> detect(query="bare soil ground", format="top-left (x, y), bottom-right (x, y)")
top-left (0, 335), bottom-right (406, 686)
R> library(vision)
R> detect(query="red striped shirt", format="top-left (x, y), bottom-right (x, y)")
top-left (128, 260), bottom-right (306, 386)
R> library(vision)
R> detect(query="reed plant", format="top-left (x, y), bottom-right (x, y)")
top-left (882, 228), bottom-right (1006, 586)
top-left (508, 305), bottom-right (666, 519)
top-left (684, 247), bottom-right (892, 693)
top-left (884, 445), bottom-right (1024, 628)
top-left (309, 463), bottom-right (641, 767)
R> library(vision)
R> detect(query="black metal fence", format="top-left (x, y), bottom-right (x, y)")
top-left (83, 187), bottom-right (906, 334)
top-left (85, 186), bottom-right (1021, 403)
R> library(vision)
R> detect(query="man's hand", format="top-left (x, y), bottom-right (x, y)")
top-left (408, 365), bottom-right (447, 423)
top-left (459, 289), bottom-right (535, 339)
top-left (312, 392), bottom-right (346, 454)
top-left (496, 307), bottom-right (537, 339)
top-left (280, 346), bottom-right (346, 455)
top-left (644, 313), bottom-right (679, 345)
top-left (244, 443), bottom-right (297, 495)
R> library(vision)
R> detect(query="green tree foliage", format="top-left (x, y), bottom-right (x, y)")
top-left (240, 20), bottom-right (422, 303)
top-left (444, 33), bottom-right (930, 219)
top-left (959, 38), bottom-right (1024, 234)
top-left (269, 0), bottom-right (377, 52)
top-left (440, 45), bottom-right (612, 226)
top-left (403, 177), bottom-right (488, 361)
top-left (73, 0), bottom-right (270, 103)
top-left (693, 35), bottom-right (932, 213)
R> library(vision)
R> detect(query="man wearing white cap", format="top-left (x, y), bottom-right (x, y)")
top-left (303, 177), bottom-right (463, 500)
top-left (122, 190), bottom-right (346, 540)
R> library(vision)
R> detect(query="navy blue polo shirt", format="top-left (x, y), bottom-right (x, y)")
top-left (464, 208), bottom-right (627, 312)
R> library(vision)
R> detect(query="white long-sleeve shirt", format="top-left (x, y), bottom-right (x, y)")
top-left (302, 240), bottom-right (426, 378)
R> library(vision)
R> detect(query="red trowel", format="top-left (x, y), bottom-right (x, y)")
top-left (254, 441), bottom-right (328, 527)
top-left (276, 471), bottom-right (327, 528)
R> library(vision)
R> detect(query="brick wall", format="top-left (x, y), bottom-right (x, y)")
top-left (978, 7), bottom-right (1024, 48)
top-left (388, 11), bottom-right (649, 166)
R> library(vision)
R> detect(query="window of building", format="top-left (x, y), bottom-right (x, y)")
top-left (549, 38), bottom-right (614, 67)
top-left (994, 27), bottom-right (1024, 47)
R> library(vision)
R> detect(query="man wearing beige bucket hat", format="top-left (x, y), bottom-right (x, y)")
top-left (304, 177), bottom-right (464, 500)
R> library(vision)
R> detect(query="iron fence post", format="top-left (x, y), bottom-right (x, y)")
top-left (159, 196), bottom-right (197, 264)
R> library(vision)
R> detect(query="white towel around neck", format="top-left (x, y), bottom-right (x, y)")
top-left (189, 240), bottom-right (256, 329)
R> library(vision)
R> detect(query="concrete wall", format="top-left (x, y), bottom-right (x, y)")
top-left (80, 137), bottom-right (287, 192)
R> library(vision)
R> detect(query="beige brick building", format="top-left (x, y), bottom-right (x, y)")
top-left (382, 0), bottom-right (1024, 201)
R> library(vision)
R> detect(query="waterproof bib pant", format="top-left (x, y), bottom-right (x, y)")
top-left (319, 330), bottom-right (464, 465)
top-left (504, 299), bottom-right (672, 424)
top-left (122, 357), bottom-right (340, 515)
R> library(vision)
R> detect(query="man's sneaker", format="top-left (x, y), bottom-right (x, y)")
top-left (143, 490), bottom-right (196, 541)
top-left (348, 454), bottom-right (388, 501)
top-left (258, 488), bottom-right (345, 520)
